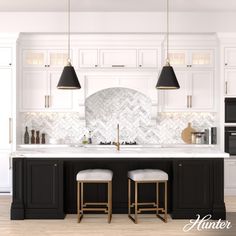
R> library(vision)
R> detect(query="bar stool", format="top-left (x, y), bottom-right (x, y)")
top-left (76, 169), bottom-right (113, 223)
top-left (128, 169), bottom-right (168, 224)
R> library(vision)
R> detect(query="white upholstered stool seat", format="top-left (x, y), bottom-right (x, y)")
top-left (76, 169), bottom-right (113, 181)
top-left (128, 169), bottom-right (168, 181)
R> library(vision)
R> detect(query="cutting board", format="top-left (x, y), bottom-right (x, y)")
top-left (181, 123), bottom-right (196, 144)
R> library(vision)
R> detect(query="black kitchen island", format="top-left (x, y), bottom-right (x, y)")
top-left (11, 156), bottom-right (226, 220)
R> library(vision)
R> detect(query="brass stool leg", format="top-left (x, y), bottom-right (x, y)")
top-left (128, 179), bottom-right (131, 217)
top-left (81, 182), bottom-right (84, 216)
top-left (135, 181), bottom-right (138, 224)
top-left (108, 181), bottom-right (112, 223)
top-left (164, 181), bottom-right (167, 222)
top-left (156, 182), bottom-right (159, 216)
top-left (77, 181), bottom-right (81, 223)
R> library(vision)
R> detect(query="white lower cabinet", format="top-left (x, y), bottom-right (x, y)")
top-left (0, 152), bottom-right (11, 193)
top-left (164, 70), bottom-right (214, 111)
top-left (21, 70), bottom-right (73, 111)
top-left (225, 159), bottom-right (236, 195)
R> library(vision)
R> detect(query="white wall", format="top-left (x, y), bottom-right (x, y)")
top-left (1, 12), bottom-right (236, 33)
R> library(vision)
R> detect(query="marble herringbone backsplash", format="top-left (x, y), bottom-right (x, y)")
top-left (21, 88), bottom-right (216, 145)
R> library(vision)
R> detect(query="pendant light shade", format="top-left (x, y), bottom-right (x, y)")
top-left (57, 0), bottom-right (81, 89)
top-left (156, 63), bottom-right (180, 89)
top-left (57, 63), bottom-right (81, 89)
top-left (156, 0), bottom-right (180, 90)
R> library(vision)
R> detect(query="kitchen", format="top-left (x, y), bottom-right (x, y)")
top-left (0, 0), bottom-right (236, 235)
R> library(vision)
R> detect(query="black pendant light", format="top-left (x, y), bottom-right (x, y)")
top-left (156, 0), bottom-right (180, 90)
top-left (57, 0), bottom-right (81, 89)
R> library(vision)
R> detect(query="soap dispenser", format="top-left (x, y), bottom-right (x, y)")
top-left (88, 131), bottom-right (92, 144)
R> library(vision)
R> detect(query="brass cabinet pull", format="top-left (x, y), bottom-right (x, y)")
top-left (225, 81), bottom-right (228, 94)
top-left (190, 95), bottom-right (192, 108)
top-left (47, 95), bottom-right (50, 108)
top-left (45, 95), bottom-right (47, 108)
top-left (187, 95), bottom-right (189, 108)
top-left (112, 65), bottom-right (125, 67)
top-left (9, 118), bottom-right (12, 144)
top-left (9, 156), bottom-right (12, 170)
top-left (178, 163), bottom-right (182, 167)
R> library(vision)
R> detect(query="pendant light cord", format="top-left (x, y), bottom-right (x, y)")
top-left (166, 0), bottom-right (170, 65)
top-left (67, 0), bottom-right (71, 64)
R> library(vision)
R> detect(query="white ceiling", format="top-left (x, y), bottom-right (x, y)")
top-left (0, 0), bottom-right (236, 12)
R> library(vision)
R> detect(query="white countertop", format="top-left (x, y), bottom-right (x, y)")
top-left (12, 145), bottom-right (229, 158)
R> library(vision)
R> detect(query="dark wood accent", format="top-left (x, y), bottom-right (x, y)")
top-left (11, 157), bottom-right (226, 220)
top-left (172, 159), bottom-right (226, 220)
top-left (11, 158), bottom-right (25, 220)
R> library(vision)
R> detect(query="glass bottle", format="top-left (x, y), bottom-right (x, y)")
top-left (31, 130), bottom-right (36, 144)
top-left (24, 126), bottom-right (29, 144)
top-left (41, 133), bottom-right (46, 144)
top-left (36, 131), bottom-right (40, 144)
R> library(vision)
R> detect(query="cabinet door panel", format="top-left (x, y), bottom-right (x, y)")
top-left (225, 48), bottom-right (236, 67)
top-left (100, 49), bottom-right (137, 68)
top-left (191, 50), bottom-right (214, 68)
top-left (164, 71), bottom-right (189, 111)
top-left (23, 50), bottom-right (47, 68)
top-left (48, 50), bottom-right (68, 68)
top-left (0, 152), bottom-right (11, 193)
top-left (0, 68), bottom-right (12, 113)
top-left (138, 49), bottom-right (158, 68)
top-left (174, 160), bottom-right (211, 209)
top-left (22, 71), bottom-right (48, 110)
top-left (26, 160), bottom-right (59, 209)
top-left (225, 69), bottom-right (236, 96)
top-left (49, 72), bottom-right (73, 109)
top-left (0, 68), bottom-right (12, 149)
top-left (0, 47), bottom-right (12, 66)
top-left (168, 50), bottom-right (188, 68)
top-left (79, 49), bottom-right (98, 68)
top-left (190, 71), bottom-right (214, 110)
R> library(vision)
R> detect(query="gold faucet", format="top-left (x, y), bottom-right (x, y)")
top-left (114, 124), bottom-right (120, 151)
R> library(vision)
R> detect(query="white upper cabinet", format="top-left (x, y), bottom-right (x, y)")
top-left (224, 48), bottom-right (236, 67)
top-left (48, 72), bottom-right (73, 110)
top-left (0, 47), bottom-right (12, 66)
top-left (21, 71), bottom-right (73, 111)
top-left (190, 71), bottom-right (214, 110)
top-left (0, 68), bottom-right (12, 149)
top-left (224, 48), bottom-right (236, 96)
top-left (168, 50), bottom-right (188, 67)
top-left (168, 49), bottom-right (214, 68)
top-left (225, 69), bottom-right (236, 96)
top-left (138, 49), bottom-right (158, 68)
top-left (100, 49), bottom-right (137, 68)
top-left (79, 49), bottom-right (98, 68)
top-left (164, 71), bottom-right (189, 110)
top-left (22, 71), bottom-right (48, 110)
top-left (23, 49), bottom-right (68, 68)
top-left (164, 71), bottom-right (214, 111)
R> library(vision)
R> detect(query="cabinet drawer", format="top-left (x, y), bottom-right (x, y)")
top-left (79, 49), bottom-right (98, 68)
top-left (100, 49), bottom-right (137, 68)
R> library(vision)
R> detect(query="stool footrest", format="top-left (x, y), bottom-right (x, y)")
top-left (83, 202), bottom-right (108, 207)
top-left (82, 208), bottom-right (108, 213)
